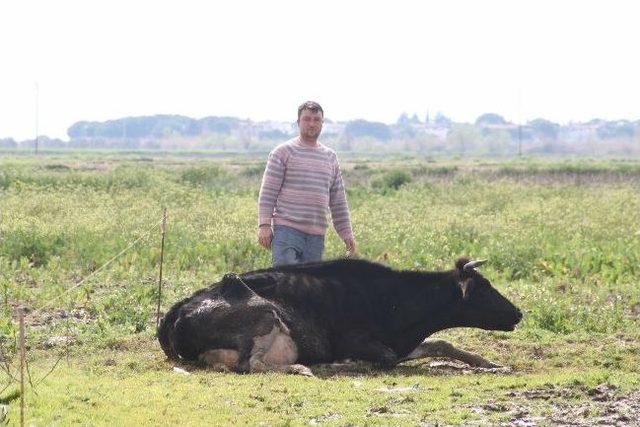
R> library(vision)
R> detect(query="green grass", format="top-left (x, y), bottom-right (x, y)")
top-left (3, 334), bottom-right (639, 425)
top-left (1, 154), bottom-right (639, 424)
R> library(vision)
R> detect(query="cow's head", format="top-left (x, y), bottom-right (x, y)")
top-left (454, 257), bottom-right (522, 331)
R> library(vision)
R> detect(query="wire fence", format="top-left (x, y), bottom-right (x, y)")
top-left (0, 210), bottom-right (168, 425)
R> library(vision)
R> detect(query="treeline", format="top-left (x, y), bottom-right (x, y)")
top-left (57, 113), bottom-right (640, 143)
top-left (67, 115), bottom-right (244, 139)
top-left (2, 113), bottom-right (639, 156)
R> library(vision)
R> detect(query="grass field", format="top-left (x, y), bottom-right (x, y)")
top-left (1, 153), bottom-right (639, 425)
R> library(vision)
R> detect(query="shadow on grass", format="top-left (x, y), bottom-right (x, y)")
top-left (167, 358), bottom-right (513, 379)
top-left (311, 360), bottom-right (513, 379)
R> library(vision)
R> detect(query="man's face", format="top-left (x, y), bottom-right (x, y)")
top-left (298, 109), bottom-right (323, 141)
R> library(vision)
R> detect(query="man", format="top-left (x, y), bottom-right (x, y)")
top-left (257, 101), bottom-right (356, 266)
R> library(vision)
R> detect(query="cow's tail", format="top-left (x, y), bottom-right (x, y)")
top-left (157, 301), bottom-right (183, 361)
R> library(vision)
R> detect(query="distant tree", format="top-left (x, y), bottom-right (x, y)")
top-left (484, 129), bottom-right (513, 156)
top-left (185, 119), bottom-right (203, 136)
top-left (0, 138), bottom-right (18, 149)
top-left (68, 115), bottom-right (195, 139)
top-left (434, 112), bottom-right (452, 127)
top-left (392, 113), bottom-right (420, 138)
top-left (67, 115), bottom-right (241, 140)
top-left (596, 120), bottom-right (635, 139)
top-left (239, 129), bottom-right (252, 150)
top-left (344, 120), bottom-right (391, 141)
top-left (37, 136), bottom-right (67, 148)
top-left (199, 116), bottom-right (240, 134)
top-left (508, 126), bottom-right (533, 141)
top-left (528, 118), bottom-right (560, 140)
top-left (587, 118), bottom-right (605, 126)
top-left (258, 129), bottom-right (289, 140)
top-left (396, 112), bottom-right (410, 126)
top-left (446, 124), bottom-right (482, 154)
top-left (337, 133), bottom-right (353, 151)
top-left (475, 113), bottom-right (507, 126)
top-left (67, 121), bottom-right (95, 138)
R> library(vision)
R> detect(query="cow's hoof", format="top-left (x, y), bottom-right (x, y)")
top-left (377, 362), bottom-right (398, 370)
top-left (377, 354), bottom-right (398, 369)
top-left (290, 364), bottom-right (314, 377)
top-left (235, 360), bottom-right (251, 374)
top-left (330, 359), bottom-right (356, 368)
top-left (475, 360), bottom-right (503, 369)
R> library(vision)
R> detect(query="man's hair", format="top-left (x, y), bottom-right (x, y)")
top-left (297, 101), bottom-right (324, 121)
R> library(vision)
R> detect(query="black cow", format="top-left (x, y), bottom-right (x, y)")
top-left (158, 257), bottom-right (522, 375)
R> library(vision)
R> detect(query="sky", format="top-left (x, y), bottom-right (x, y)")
top-left (1, 0), bottom-right (639, 140)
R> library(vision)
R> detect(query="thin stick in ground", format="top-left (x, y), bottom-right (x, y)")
top-left (19, 307), bottom-right (25, 427)
top-left (156, 208), bottom-right (167, 330)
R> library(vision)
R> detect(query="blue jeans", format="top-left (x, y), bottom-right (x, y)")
top-left (272, 225), bottom-right (325, 267)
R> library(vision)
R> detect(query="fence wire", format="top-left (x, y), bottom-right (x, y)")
top-left (1, 213), bottom-right (166, 397)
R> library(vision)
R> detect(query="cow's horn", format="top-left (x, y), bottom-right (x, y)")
top-left (463, 259), bottom-right (487, 271)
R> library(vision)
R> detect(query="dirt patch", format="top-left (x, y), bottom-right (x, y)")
top-left (470, 383), bottom-right (640, 426)
top-left (44, 335), bottom-right (75, 348)
top-left (313, 358), bottom-right (511, 378)
top-left (376, 383), bottom-right (420, 393)
top-left (368, 405), bottom-right (413, 417)
top-left (13, 273), bottom-right (38, 288)
top-left (308, 412), bottom-right (341, 424)
top-left (26, 307), bottom-right (96, 328)
top-left (425, 360), bottom-right (512, 375)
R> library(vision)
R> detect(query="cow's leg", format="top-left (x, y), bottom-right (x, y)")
top-left (399, 339), bottom-right (502, 368)
top-left (234, 339), bottom-right (255, 373)
top-left (339, 333), bottom-right (398, 368)
top-left (199, 349), bottom-right (240, 372)
top-left (248, 313), bottom-right (313, 376)
top-left (362, 342), bottom-right (398, 368)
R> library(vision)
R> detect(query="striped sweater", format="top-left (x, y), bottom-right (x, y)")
top-left (258, 137), bottom-right (353, 240)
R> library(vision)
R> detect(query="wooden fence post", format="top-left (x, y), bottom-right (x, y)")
top-left (19, 307), bottom-right (25, 427)
top-left (155, 209), bottom-right (167, 330)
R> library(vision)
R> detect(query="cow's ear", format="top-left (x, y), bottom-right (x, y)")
top-left (455, 257), bottom-right (471, 272)
top-left (455, 257), bottom-right (472, 278)
top-left (456, 256), bottom-right (471, 271)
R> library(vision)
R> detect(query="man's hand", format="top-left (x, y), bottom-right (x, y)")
top-left (344, 236), bottom-right (356, 258)
top-left (257, 226), bottom-right (273, 249)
